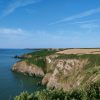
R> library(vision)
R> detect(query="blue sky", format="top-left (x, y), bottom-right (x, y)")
top-left (0, 0), bottom-right (100, 48)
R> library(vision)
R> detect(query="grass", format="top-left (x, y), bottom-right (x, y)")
top-left (23, 49), bottom-right (57, 69)
top-left (26, 58), bottom-right (46, 68)
top-left (28, 49), bottom-right (57, 58)
top-left (56, 54), bottom-right (80, 59)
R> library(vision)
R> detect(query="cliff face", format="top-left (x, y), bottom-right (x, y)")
top-left (45, 59), bottom-right (86, 90)
top-left (12, 61), bottom-right (44, 76)
top-left (42, 56), bottom-right (100, 91)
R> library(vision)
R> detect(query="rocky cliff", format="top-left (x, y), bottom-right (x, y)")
top-left (12, 61), bottom-right (44, 76)
top-left (43, 55), bottom-right (100, 90)
top-left (12, 49), bottom-right (100, 91)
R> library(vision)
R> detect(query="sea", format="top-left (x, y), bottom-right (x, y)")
top-left (0, 49), bottom-right (43, 100)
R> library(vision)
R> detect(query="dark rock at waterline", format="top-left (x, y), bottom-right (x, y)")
top-left (14, 55), bottom-right (20, 59)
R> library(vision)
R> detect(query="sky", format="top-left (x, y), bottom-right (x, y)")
top-left (0, 0), bottom-right (100, 48)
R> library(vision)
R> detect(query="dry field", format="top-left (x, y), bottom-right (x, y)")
top-left (57, 49), bottom-right (100, 54)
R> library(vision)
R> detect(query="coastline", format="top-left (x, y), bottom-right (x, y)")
top-left (13, 48), bottom-right (100, 100)
top-left (12, 48), bottom-right (100, 91)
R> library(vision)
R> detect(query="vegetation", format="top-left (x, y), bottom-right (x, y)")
top-left (28, 49), bottom-right (57, 58)
top-left (24, 49), bottom-right (57, 68)
top-left (57, 54), bottom-right (80, 59)
top-left (14, 82), bottom-right (100, 100)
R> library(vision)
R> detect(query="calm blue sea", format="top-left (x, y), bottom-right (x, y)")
top-left (0, 49), bottom-right (42, 100)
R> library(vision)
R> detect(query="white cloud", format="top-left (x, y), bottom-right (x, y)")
top-left (72, 19), bottom-right (98, 24)
top-left (0, 28), bottom-right (21, 34)
top-left (80, 24), bottom-right (100, 29)
top-left (0, 28), bottom-right (26, 37)
top-left (49, 7), bottom-right (100, 25)
top-left (2, 0), bottom-right (40, 16)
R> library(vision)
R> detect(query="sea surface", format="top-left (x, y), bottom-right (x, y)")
top-left (0, 49), bottom-right (43, 100)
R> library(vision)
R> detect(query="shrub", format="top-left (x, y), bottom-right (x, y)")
top-left (86, 82), bottom-right (100, 100)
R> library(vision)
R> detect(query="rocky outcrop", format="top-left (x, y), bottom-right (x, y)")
top-left (42, 73), bottom-right (52, 85)
top-left (12, 61), bottom-right (44, 77)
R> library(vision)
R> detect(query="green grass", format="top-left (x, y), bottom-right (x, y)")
top-left (26, 58), bottom-right (46, 68)
top-left (56, 54), bottom-right (80, 59)
top-left (23, 49), bottom-right (57, 69)
top-left (28, 49), bottom-right (57, 58)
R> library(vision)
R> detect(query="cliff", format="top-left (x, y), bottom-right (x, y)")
top-left (12, 49), bottom-right (100, 91)
top-left (43, 56), bottom-right (100, 91)
top-left (12, 61), bottom-right (44, 76)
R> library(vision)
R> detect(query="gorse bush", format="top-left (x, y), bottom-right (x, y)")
top-left (14, 82), bottom-right (100, 100)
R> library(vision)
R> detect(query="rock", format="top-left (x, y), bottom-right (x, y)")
top-left (42, 73), bottom-right (52, 85)
top-left (42, 59), bottom-right (89, 91)
top-left (12, 61), bottom-right (44, 77)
